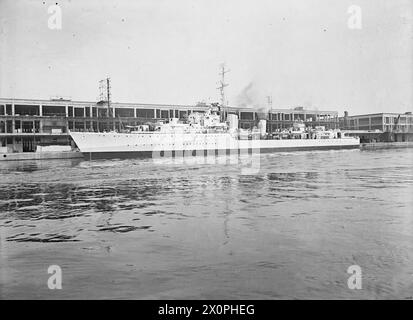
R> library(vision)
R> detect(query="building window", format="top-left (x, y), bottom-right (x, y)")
top-left (68, 106), bottom-right (73, 117)
top-left (75, 121), bottom-right (85, 130)
top-left (359, 118), bottom-right (369, 126)
top-left (74, 107), bottom-right (84, 117)
top-left (240, 112), bottom-right (253, 120)
top-left (15, 105), bottom-right (39, 116)
top-left (179, 111), bottom-right (186, 119)
top-left (43, 105), bottom-right (66, 116)
top-left (6, 120), bottom-right (12, 133)
top-left (136, 109), bottom-right (154, 118)
top-left (34, 121), bottom-right (40, 133)
top-left (160, 110), bottom-right (169, 119)
top-left (371, 116), bottom-right (383, 125)
top-left (115, 108), bottom-right (134, 118)
top-left (85, 107), bottom-right (90, 117)
top-left (98, 108), bottom-right (108, 117)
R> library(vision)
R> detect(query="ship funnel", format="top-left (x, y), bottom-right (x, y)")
top-left (227, 114), bottom-right (239, 130)
top-left (258, 119), bottom-right (267, 138)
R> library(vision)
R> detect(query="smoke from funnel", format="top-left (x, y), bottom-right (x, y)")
top-left (235, 82), bottom-right (260, 108)
top-left (235, 82), bottom-right (270, 114)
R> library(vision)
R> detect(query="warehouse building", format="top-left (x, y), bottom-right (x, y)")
top-left (0, 97), bottom-right (339, 153)
top-left (339, 111), bottom-right (413, 142)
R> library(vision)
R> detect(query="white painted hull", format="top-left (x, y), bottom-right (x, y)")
top-left (70, 131), bottom-right (360, 157)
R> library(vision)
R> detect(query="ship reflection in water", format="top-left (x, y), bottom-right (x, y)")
top-left (0, 149), bottom-right (412, 299)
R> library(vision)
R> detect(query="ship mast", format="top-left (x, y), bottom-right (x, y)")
top-left (217, 64), bottom-right (229, 122)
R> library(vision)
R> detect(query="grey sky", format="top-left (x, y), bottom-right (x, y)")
top-left (0, 0), bottom-right (412, 115)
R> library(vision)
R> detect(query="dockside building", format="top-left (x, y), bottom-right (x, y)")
top-left (339, 111), bottom-right (413, 142)
top-left (0, 97), bottom-right (339, 153)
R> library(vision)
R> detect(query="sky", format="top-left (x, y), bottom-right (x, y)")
top-left (0, 0), bottom-right (412, 115)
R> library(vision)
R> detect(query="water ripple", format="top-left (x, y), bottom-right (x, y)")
top-left (0, 149), bottom-right (412, 299)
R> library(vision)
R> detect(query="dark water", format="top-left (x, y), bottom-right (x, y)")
top-left (0, 149), bottom-right (412, 299)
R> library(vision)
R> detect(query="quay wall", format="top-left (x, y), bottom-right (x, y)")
top-left (361, 141), bottom-right (413, 150)
top-left (0, 151), bottom-right (83, 161)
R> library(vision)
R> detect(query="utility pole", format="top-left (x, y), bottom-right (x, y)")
top-left (267, 95), bottom-right (273, 132)
top-left (106, 77), bottom-right (115, 131)
top-left (267, 95), bottom-right (273, 113)
top-left (106, 77), bottom-right (111, 118)
top-left (217, 64), bottom-right (229, 122)
top-left (99, 77), bottom-right (113, 131)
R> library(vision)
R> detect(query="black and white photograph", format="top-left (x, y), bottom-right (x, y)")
top-left (0, 0), bottom-right (412, 306)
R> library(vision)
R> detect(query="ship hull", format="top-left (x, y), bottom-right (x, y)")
top-left (80, 145), bottom-right (358, 160)
top-left (70, 131), bottom-right (360, 160)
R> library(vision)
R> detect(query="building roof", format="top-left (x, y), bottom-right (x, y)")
top-left (0, 97), bottom-right (338, 115)
top-left (341, 112), bottom-right (413, 118)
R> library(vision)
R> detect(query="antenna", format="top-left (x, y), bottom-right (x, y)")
top-left (267, 95), bottom-right (273, 117)
top-left (267, 95), bottom-right (273, 109)
top-left (217, 63), bottom-right (230, 121)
